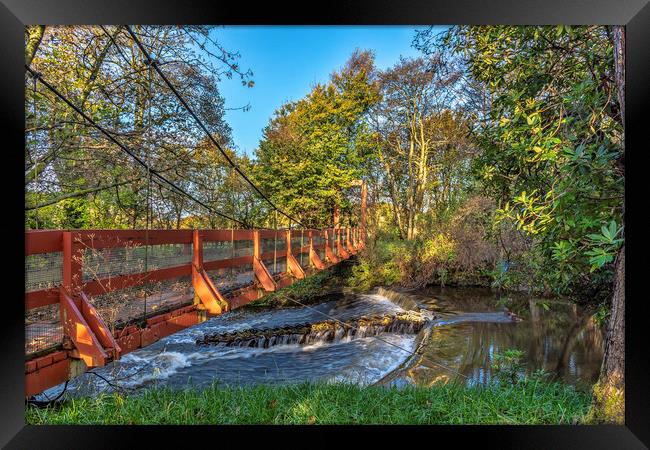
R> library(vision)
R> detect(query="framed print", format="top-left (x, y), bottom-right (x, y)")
top-left (1, 0), bottom-right (648, 448)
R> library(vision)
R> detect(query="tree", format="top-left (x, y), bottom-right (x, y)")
top-left (591, 25), bottom-right (625, 425)
top-left (368, 56), bottom-right (472, 240)
top-left (254, 50), bottom-right (380, 228)
top-left (25, 25), bottom-right (253, 229)
top-left (415, 25), bottom-right (624, 422)
top-left (419, 25), bottom-right (624, 297)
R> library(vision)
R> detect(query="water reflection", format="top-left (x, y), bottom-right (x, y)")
top-left (389, 287), bottom-right (604, 390)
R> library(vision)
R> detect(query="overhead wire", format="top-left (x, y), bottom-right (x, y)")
top-left (30, 25), bottom-right (350, 233)
top-left (24, 64), bottom-right (247, 228)
top-left (125, 25), bottom-right (311, 229)
top-left (114, 25), bottom-right (355, 233)
top-left (28, 31), bottom-right (356, 270)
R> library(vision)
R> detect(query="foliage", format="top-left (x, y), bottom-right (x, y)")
top-left (348, 238), bottom-right (404, 291)
top-left (352, 195), bottom-right (504, 290)
top-left (368, 56), bottom-right (475, 239)
top-left (26, 380), bottom-right (591, 425)
top-left (492, 349), bottom-right (526, 385)
top-left (414, 25), bottom-right (624, 297)
top-left (247, 262), bottom-right (353, 308)
top-left (588, 379), bottom-right (624, 424)
top-left (253, 50), bottom-right (380, 228)
top-left (25, 25), bottom-right (258, 230)
top-left (592, 302), bottom-right (610, 328)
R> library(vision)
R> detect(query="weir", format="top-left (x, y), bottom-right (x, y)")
top-left (24, 226), bottom-right (364, 397)
top-left (195, 311), bottom-right (433, 348)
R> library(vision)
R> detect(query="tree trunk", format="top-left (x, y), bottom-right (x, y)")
top-left (360, 180), bottom-right (368, 243)
top-left (25, 25), bottom-right (45, 67)
top-left (591, 245), bottom-right (625, 423)
top-left (591, 25), bottom-right (625, 424)
top-left (613, 25), bottom-right (625, 129)
top-left (333, 204), bottom-right (340, 229)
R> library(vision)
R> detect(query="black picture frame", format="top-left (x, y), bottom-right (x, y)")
top-left (1, 1), bottom-right (648, 448)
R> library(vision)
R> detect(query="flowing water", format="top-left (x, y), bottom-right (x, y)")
top-left (38, 286), bottom-right (604, 399)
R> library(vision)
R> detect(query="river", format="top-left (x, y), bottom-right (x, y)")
top-left (38, 286), bottom-right (604, 399)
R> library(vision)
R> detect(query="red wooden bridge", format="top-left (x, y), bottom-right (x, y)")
top-left (25, 226), bottom-right (364, 397)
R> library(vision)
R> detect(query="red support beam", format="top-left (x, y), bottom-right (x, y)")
top-left (192, 230), bottom-right (227, 314)
top-left (80, 292), bottom-right (121, 359)
top-left (192, 265), bottom-right (226, 315)
top-left (253, 230), bottom-right (276, 292)
top-left (325, 229), bottom-right (339, 264)
top-left (286, 230), bottom-right (305, 279)
top-left (309, 231), bottom-right (326, 270)
top-left (60, 288), bottom-right (108, 368)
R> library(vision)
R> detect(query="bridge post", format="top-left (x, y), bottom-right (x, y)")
top-left (286, 229), bottom-right (305, 279)
top-left (337, 227), bottom-right (350, 259)
top-left (62, 231), bottom-right (82, 297)
top-left (60, 231), bottom-right (112, 368)
top-left (309, 230), bottom-right (325, 270)
top-left (253, 230), bottom-right (277, 291)
top-left (325, 229), bottom-right (339, 264)
top-left (192, 230), bottom-right (227, 315)
top-left (191, 229), bottom-right (204, 312)
top-left (345, 227), bottom-right (355, 255)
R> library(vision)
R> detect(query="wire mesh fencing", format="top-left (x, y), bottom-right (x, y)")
top-left (87, 275), bottom-right (194, 332)
top-left (25, 251), bottom-right (64, 357)
top-left (206, 265), bottom-right (255, 294)
top-left (25, 304), bottom-right (63, 355)
top-left (81, 243), bottom-right (192, 282)
top-left (203, 239), bottom-right (253, 262)
top-left (264, 256), bottom-right (287, 277)
top-left (25, 228), bottom-right (361, 360)
top-left (25, 252), bottom-right (62, 293)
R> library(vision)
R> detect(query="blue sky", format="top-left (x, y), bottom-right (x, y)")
top-left (209, 26), bottom-right (442, 156)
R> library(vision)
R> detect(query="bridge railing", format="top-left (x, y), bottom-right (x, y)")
top-left (24, 226), bottom-right (362, 396)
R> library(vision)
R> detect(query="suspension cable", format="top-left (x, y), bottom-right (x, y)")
top-left (125, 25), bottom-right (309, 229)
top-left (24, 64), bottom-right (247, 228)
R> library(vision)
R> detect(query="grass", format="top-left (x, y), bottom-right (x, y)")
top-left (26, 380), bottom-right (592, 425)
top-left (247, 260), bottom-right (354, 308)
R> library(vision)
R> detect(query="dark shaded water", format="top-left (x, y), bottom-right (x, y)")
top-left (378, 287), bottom-right (603, 390)
top-left (39, 286), bottom-right (603, 399)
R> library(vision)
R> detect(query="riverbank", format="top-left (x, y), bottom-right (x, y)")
top-left (246, 259), bottom-right (357, 308)
top-left (27, 381), bottom-right (591, 425)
